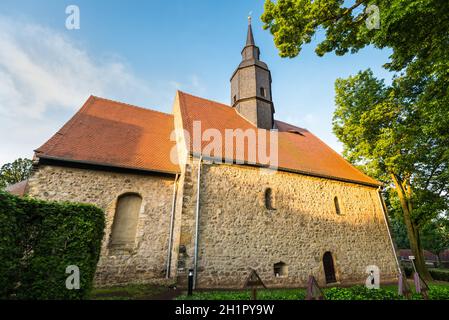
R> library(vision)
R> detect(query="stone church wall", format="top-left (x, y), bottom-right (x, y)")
top-left (179, 162), bottom-right (399, 288)
top-left (27, 164), bottom-right (176, 287)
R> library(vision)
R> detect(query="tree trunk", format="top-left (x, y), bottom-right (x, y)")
top-left (391, 173), bottom-right (432, 281)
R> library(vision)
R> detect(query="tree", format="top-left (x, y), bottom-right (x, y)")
top-left (0, 158), bottom-right (33, 190)
top-left (332, 70), bottom-right (448, 279)
top-left (261, 0), bottom-right (449, 280)
top-left (421, 214), bottom-right (449, 266)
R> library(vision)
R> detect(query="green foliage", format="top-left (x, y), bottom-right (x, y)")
top-left (0, 158), bottom-right (33, 189)
top-left (90, 284), bottom-right (169, 300)
top-left (421, 214), bottom-right (449, 257)
top-left (429, 269), bottom-right (449, 283)
top-left (324, 286), bottom-right (401, 300)
top-left (0, 191), bottom-right (105, 299)
top-left (428, 285), bottom-right (449, 300)
top-left (262, 0), bottom-right (449, 77)
top-left (332, 68), bottom-right (448, 279)
top-left (390, 217), bottom-right (410, 249)
top-left (177, 285), bottom-right (449, 300)
top-left (0, 192), bottom-right (26, 297)
top-left (177, 289), bottom-right (306, 300)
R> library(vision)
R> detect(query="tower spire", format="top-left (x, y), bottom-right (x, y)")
top-left (241, 14), bottom-right (260, 61)
top-left (230, 15), bottom-right (275, 130)
top-left (246, 14), bottom-right (255, 46)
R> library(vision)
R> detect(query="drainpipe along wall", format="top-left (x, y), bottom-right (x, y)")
top-left (166, 173), bottom-right (179, 279)
top-left (193, 156), bottom-right (203, 289)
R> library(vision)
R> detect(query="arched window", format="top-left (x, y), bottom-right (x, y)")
top-left (323, 251), bottom-right (337, 284)
top-left (273, 261), bottom-right (288, 277)
top-left (264, 188), bottom-right (275, 210)
top-left (334, 196), bottom-right (341, 215)
top-left (109, 193), bottom-right (142, 249)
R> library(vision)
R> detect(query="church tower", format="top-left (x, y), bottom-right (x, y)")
top-left (230, 17), bottom-right (275, 130)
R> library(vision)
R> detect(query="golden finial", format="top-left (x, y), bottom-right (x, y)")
top-left (248, 11), bottom-right (252, 25)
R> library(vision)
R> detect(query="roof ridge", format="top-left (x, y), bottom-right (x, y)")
top-left (91, 95), bottom-right (173, 117)
top-left (177, 90), bottom-right (260, 128)
top-left (177, 90), bottom-right (232, 109)
top-left (274, 119), bottom-right (308, 132)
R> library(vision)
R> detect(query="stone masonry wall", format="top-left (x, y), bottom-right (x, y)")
top-left (180, 162), bottom-right (399, 288)
top-left (27, 164), bottom-right (176, 287)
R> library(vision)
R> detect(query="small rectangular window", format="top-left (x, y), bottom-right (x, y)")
top-left (260, 87), bottom-right (266, 97)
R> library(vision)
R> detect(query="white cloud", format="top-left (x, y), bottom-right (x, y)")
top-left (0, 16), bottom-right (169, 165)
top-left (168, 74), bottom-right (206, 96)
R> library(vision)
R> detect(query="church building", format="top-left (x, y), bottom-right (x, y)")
top-left (25, 20), bottom-right (400, 288)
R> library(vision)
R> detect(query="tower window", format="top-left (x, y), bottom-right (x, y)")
top-left (264, 188), bottom-right (275, 210)
top-left (233, 95), bottom-right (237, 104)
top-left (260, 87), bottom-right (266, 97)
top-left (334, 196), bottom-right (341, 215)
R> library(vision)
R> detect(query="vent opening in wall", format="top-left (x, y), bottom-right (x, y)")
top-left (264, 188), bottom-right (275, 210)
top-left (273, 262), bottom-right (288, 277)
top-left (109, 193), bottom-right (142, 250)
top-left (334, 196), bottom-right (341, 215)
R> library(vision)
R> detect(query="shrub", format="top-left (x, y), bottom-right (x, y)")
top-left (428, 286), bottom-right (449, 300)
top-left (429, 269), bottom-right (449, 282)
top-left (0, 192), bottom-right (26, 297)
top-left (0, 191), bottom-right (105, 299)
top-left (402, 265), bottom-right (413, 278)
top-left (324, 286), bottom-right (402, 300)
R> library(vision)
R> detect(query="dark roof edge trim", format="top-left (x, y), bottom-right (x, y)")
top-left (36, 155), bottom-right (180, 176)
top-left (190, 152), bottom-right (381, 188)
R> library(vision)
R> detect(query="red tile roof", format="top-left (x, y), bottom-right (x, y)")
top-left (36, 92), bottom-right (380, 186)
top-left (177, 91), bottom-right (380, 186)
top-left (398, 249), bottom-right (439, 261)
top-left (35, 96), bottom-right (179, 174)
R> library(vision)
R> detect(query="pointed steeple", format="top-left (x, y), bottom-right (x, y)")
top-left (246, 16), bottom-right (255, 46)
top-left (230, 16), bottom-right (275, 130)
top-left (241, 15), bottom-right (260, 61)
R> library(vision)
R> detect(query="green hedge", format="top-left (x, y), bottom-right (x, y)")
top-left (429, 269), bottom-right (449, 282)
top-left (0, 191), bottom-right (105, 299)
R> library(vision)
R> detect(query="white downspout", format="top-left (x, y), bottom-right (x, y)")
top-left (377, 187), bottom-right (402, 276)
top-left (193, 156), bottom-right (203, 289)
top-left (166, 173), bottom-right (179, 279)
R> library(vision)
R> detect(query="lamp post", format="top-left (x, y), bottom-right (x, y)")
top-left (188, 269), bottom-right (194, 296)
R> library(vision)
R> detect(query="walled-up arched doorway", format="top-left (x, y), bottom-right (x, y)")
top-left (323, 251), bottom-right (337, 284)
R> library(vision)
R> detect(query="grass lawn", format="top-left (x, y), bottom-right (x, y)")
top-left (88, 280), bottom-right (449, 300)
top-left (176, 280), bottom-right (449, 300)
top-left (89, 283), bottom-right (172, 300)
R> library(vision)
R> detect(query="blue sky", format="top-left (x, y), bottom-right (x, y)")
top-left (0, 0), bottom-right (393, 165)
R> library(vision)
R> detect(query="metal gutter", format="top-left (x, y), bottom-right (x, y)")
top-left (193, 156), bottom-right (203, 289)
top-left (37, 155), bottom-right (180, 176)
